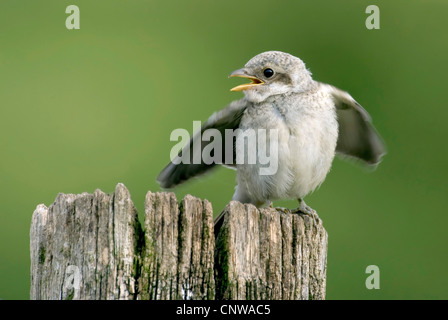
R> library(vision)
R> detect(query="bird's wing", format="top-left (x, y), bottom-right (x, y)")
top-left (157, 99), bottom-right (248, 188)
top-left (326, 84), bottom-right (385, 165)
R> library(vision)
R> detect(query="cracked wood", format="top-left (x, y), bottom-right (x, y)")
top-left (30, 183), bottom-right (327, 300)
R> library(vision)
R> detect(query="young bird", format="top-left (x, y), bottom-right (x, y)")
top-left (157, 51), bottom-right (385, 217)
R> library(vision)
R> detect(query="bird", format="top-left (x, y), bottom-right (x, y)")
top-left (157, 51), bottom-right (385, 221)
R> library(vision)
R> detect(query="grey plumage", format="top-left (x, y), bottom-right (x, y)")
top-left (330, 85), bottom-right (384, 164)
top-left (157, 51), bottom-right (385, 209)
top-left (157, 99), bottom-right (246, 189)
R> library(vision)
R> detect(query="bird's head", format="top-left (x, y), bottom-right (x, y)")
top-left (229, 51), bottom-right (313, 103)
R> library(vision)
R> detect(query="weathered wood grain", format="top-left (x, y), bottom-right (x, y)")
top-left (214, 201), bottom-right (327, 300)
top-left (137, 192), bottom-right (215, 300)
top-left (30, 184), bottom-right (327, 300)
top-left (30, 183), bottom-right (141, 300)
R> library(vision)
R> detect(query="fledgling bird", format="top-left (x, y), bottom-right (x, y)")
top-left (157, 51), bottom-right (385, 217)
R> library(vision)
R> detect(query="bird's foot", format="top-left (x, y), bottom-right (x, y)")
top-left (276, 207), bottom-right (290, 215)
top-left (268, 201), bottom-right (274, 208)
top-left (295, 198), bottom-right (318, 218)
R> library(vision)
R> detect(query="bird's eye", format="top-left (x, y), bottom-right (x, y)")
top-left (263, 68), bottom-right (274, 78)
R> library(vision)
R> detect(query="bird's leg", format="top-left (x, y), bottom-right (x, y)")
top-left (296, 198), bottom-right (314, 215)
top-left (266, 200), bottom-right (291, 215)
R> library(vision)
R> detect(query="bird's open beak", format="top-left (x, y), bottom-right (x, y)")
top-left (229, 68), bottom-right (264, 92)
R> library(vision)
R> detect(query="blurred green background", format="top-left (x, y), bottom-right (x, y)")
top-left (1, 0), bottom-right (447, 299)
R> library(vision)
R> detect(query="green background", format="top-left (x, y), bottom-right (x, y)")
top-left (1, 0), bottom-right (447, 299)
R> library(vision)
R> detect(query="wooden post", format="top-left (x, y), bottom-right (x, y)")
top-left (30, 183), bottom-right (327, 300)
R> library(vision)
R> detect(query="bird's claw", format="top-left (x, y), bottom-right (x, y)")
top-left (295, 198), bottom-right (319, 218)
